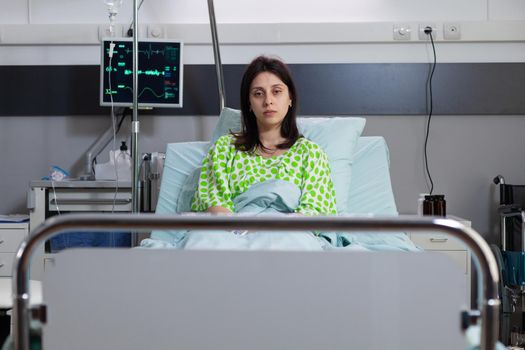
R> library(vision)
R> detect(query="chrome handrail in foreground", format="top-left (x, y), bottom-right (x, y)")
top-left (13, 214), bottom-right (500, 350)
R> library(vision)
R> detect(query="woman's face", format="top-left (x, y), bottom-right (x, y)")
top-left (249, 72), bottom-right (292, 131)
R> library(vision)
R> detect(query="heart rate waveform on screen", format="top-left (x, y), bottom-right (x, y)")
top-left (122, 44), bottom-right (180, 62)
top-left (105, 85), bottom-right (179, 100)
top-left (100, 39), bottom-right (183, 108)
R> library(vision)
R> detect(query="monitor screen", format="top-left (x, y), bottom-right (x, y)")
top-left (100, 38), bottom-right (183, 108)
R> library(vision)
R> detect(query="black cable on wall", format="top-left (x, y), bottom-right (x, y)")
top-left (423, 27), bottom-right (437, 195)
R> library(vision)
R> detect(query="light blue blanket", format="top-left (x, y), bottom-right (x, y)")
top-left (142, 180), bottom-right (325, 250)
top-left (141, 180), bottom-right (418, 252)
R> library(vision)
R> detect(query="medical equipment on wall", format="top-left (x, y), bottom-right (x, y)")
top-left (492, 175), bottom-right (525, 347)
top-left (99, 33), bottom-right (184, 214)
top-left (79, 109), bottom-right (129, 180)
top-left (100, 38), bottom-right (184, 108)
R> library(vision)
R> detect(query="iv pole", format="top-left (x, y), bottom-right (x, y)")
top-left (207, 0), bottom-right (226, 111)
top-left (131, 0), bottom-right (140, 219)
top-left (128, 0), bottom-right (221, 222)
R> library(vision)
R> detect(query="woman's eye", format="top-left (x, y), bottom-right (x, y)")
top-left (273, 90), bottom-right (282, 95)
top-left (253, 91), bottom-right (263, 97)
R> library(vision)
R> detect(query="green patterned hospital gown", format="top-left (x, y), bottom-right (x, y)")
top-left (191, 134), bottom-right (337, 215)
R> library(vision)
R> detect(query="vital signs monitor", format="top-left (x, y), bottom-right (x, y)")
top-left (100, 38), bottom-right (183, 108)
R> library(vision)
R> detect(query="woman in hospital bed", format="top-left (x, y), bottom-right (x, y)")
top-left (142, 55), bottom-right (417, 251)
top-left (138, 56), bottom-right (499, 350)
top-left (191, 55), bottom-right (337, 217)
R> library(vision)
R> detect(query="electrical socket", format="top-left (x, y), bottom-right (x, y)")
top-left (393, 24), bottom-right (412, 41)
top-left (418, 23), bottom-right (437, 40)
top-left (126, 25), bottom-right (146, 38)
top-left (443, 22), bottom-right (461, 40)
top-left (147, 25), bottom-right (166, 39)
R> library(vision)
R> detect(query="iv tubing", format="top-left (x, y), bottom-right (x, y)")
top-left (131, 0), bottom-right (140, 219)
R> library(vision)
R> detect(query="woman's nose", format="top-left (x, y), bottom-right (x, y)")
top-left (264, 95), bottom-right (273, 106)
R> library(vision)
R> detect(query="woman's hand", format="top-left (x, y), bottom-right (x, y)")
top-left (206, 206), bottom-right (233, 214)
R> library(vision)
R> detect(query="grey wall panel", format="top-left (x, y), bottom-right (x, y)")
top-left (0, 63), bottom-right (524, 116)
top-left (432, 63), bottom-right (525, 115)
top-left (0, 66), bottom-right (104, 116)
top-left (292, 64), bottom-right (428, 115)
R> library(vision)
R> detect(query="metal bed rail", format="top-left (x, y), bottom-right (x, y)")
top-left (12, 214), bottom-right (500, 350)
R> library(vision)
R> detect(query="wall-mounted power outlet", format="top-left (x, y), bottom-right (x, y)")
top-left (443, 23), bottom-right (461, 40)
top-left (418, 23), bottom-right (437, 40)
top-left (147, 25), bottom-right (166, 39)
top-left (124, 25), bottom-right (146, 38)
top-left (393, 24), bottom-right (412, 41)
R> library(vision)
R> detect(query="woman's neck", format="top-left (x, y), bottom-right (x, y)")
top-left (256, 128), bottom-right (288, 158)
top-left (258, 129), bottom-right (284, 150)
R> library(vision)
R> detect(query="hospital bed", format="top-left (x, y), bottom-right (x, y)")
top-left (10, 2), bottom-right (499, 348)
top-left (9, 112), bottom-right (500, 349)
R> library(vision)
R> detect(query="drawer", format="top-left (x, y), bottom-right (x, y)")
top-left (0, 253), bottom-right (15, 277)
top-left (410, 233), bottom-right (466, 251)
top-left (48, 189), bottom-right (132, 212)
top-left (0, 230), bottom-right (27, 252)
top-left (432, 250), bottom-right (468, 274)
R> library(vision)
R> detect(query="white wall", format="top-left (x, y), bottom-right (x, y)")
top-left (2, 0), bottom-right (519, 24)
top-left (0, 0), bottom-right (524, 239)
top-left (1, 0), bottom-right (525, 65)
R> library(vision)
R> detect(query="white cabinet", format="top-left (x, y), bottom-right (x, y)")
top-left (28, 181), bottom-right (132, 280)
top-left (0, 222), bottom-right (29, 331)
top-left (408, 216), bottom-right (471, 305)
top-left (0, 223), bottom-right (28, 277)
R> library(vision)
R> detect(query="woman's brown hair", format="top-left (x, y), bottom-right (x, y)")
top-left (234, 56), bottom-right (301, 152)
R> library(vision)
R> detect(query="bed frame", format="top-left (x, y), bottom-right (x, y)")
top-left (11, 214), bottom-right (500, 350)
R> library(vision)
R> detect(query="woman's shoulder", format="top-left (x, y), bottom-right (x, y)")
top-left (215, 133), bottom-right (235, 143)
top-left (293, 137), bottom-right (330, 162)
top-left (212, 134), bottom-right (236, 148)
top-left (295, 137), bottom-right (324, 153)
top-left (208, 134), bottom-right (237, 158)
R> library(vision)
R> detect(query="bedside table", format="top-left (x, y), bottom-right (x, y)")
top-left (0, 222), bottom-right (29, 277)
top-left (407, 215), bottom-right (472, 305)
top-left (0, 222), bottom-right (41, 344)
